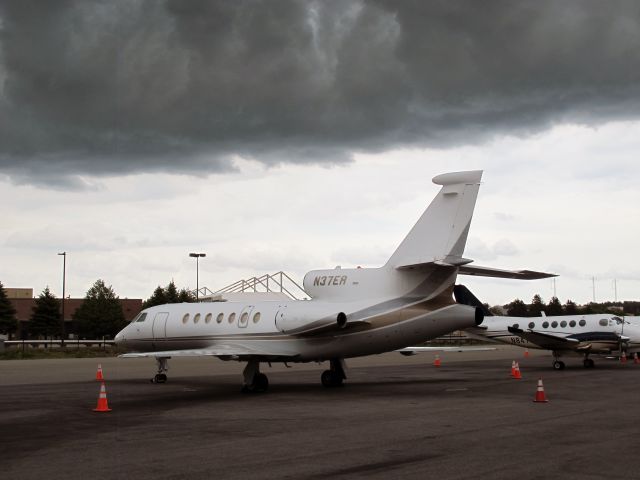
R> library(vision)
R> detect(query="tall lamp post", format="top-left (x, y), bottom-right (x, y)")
top-left (57, 252), bottom-right (66, 346)
top-left (189, 252), bottom-right (206, 300)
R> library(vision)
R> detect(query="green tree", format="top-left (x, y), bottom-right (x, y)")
top-left (165, 280), bottom-right (179, 303)
top-left (143, 286), bottom-right (167, 309)
top-left (528, 294), bottom-right (546, 317)
top-left (30, 287), bottom-right (61, 339)
top-left (0, 281), bottom-right (18, 339)
top-left (73, 279), bottom-right (126, 339)
top-left (546, 296), bottom-right (563, 315)
top-left (506, 299), bottom-right (528, 317)
top-left (178, 288), bottom-right (196, 303)
top-left (563, 299), bottom-right (579, 315)
top-left (143, 282), bottom-right (196, 307)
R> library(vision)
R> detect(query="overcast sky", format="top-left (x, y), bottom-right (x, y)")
top-left (2, 1), bottom-right (640, 306)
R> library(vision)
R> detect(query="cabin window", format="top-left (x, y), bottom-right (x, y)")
top-left (216, 313), bottom-right (224, 324)
top-left (579, 319), bottom-right (586, 327)
top-left (528, 322), bottom-right (535, 329)
top-left (569, 320), bottom-right (576, 327)
top-left (229, 313), bottom-right (236, 324)
top-left (542, 321), bottom-right (549, 328)
top-left (253, 312), bottom-right (261, 323)
top-left (182, 313), bottom-right (190, 324)
top-left (205, 313), bottom-right (212, 324)
top-left (512, 324), bottom-right (519, 329)
top-left (135, 313), bottom-right (147, 323)
top-left (194, 313), bottom-right (201, 324)
top-left (599, 319), bottom-right (608, 326)
top-left (559, 321), bottom-right (566, 328)
top-left (240, 312), bottom-right (249, 324)
top-left (551, 321), bottom-right (558, 328)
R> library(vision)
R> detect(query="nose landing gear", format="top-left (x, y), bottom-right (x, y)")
top-left (151, 357), bottom-right (170, 383)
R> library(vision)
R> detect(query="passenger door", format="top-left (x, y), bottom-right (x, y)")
top-left (152, 312), bottom-right (169, 340)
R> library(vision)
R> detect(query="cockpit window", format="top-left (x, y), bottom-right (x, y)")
top-left (135, 313), bottom-right (147, 323)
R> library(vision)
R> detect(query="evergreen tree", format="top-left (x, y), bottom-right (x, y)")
top-left (143, 282), bottom-right (196, 307)
top-left (546, 296), bottom-right (563, 315)
top-left (30, 287), bottom-right (61, 339)
top-left (178, 288), bottom-right (196, 303)
top-left (73, 279), bottom-right (126, 339)
top-left (0, 281), bottom-right (18, 339)
top-left (563, 299), bottom-right (579, 315)
top-left (143, 286), bottom-right (167, 309)
top-left (528, 294), bottom-right (546, 317)
top-left (505, 299), bottom-right (528, 317)
top-left (165, 280), bottom-right (179, 303)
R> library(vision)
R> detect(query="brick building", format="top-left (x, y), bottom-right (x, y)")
top-left (5, 288), bottom-right (142, 339)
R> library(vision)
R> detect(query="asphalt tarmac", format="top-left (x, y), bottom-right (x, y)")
top-left (2, 346), bottom-right (639, 480)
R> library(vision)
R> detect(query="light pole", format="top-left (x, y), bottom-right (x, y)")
top-left (189, 253), bottom-right (206, 300)
top-left (58, 252), bottom-right (66, 346)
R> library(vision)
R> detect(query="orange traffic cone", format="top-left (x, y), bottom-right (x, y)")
top-left (433, 354), bottom-right (442, 367)
top-left (533, 378), bottom-right (549, 403)
top-left (634, 353), bottom-right (640, 365)
top-left (510, 360), bottom-right (517, 377)
top-left (513, 362), bottom-right (522, 379)
top-left (524, 349), bottom-right (530, 358)
top-left (93, 382), bottom-right (112, 412)
top-left (96, 364), bottom-right (104, 381)
top-left (621, 352), bottom-right (627, 364)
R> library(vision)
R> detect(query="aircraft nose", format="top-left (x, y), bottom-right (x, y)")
top-left (114, 331), bottom-right (125, 345)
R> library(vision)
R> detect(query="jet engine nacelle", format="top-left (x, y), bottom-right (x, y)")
top-left (276, 306), bottom-right (348, 335)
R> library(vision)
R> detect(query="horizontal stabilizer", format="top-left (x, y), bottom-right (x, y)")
top-left (459, 265), bottom-right (557, 280)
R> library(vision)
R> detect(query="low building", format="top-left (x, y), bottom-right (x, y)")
top-left (8, 294), bottom-right (142, 339)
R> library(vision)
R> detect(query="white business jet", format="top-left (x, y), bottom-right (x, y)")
top-left (454, 285), bottom-right (640, 370)
top-left (114, 170), bottom-right (553, 392)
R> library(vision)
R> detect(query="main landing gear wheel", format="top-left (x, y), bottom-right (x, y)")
top-left (321, 358), bottom-right (347, 388)
top-left (552, 360), bottom-right (565, 370)
top-left (241, 373), bottom-right (269, 394)
top-left (321, 370), bottom-right (344, 387)
top-left (583, 358), bottom-right (595, 368)
top-left (241, 361), bottom-right (269, 393)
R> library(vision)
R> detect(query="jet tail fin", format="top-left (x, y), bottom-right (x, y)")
top-left (453, 284), bottom-right (494, 317)
top-left (386, 170), bottom-right (482, 269)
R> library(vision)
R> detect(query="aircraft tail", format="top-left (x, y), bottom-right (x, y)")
top-left (453, 284), bottom-right (494, 317)
top-left (385, 170), bottom-right (483, 269)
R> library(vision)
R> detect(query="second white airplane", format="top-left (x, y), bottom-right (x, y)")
top-left (115, 170), bottom-right (553, 391)
top-left (455, 285), bottom-right (640, 369)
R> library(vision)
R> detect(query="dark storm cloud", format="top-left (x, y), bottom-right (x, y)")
top-left (1, 0), bottom-right (640, 187)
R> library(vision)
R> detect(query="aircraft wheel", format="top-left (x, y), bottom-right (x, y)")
top-left (583, 358), bottom-right (595, 368)
top-left (241, 373), bottom-right (269, 393)
top-left (152, 373), bottom-right (167, 383)
top-left (254, 373), bottom-right (269, 392)
top-left (321, 370), bottom-right (343, 387)
top-left (552, 360), bottom-right (565, 370)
